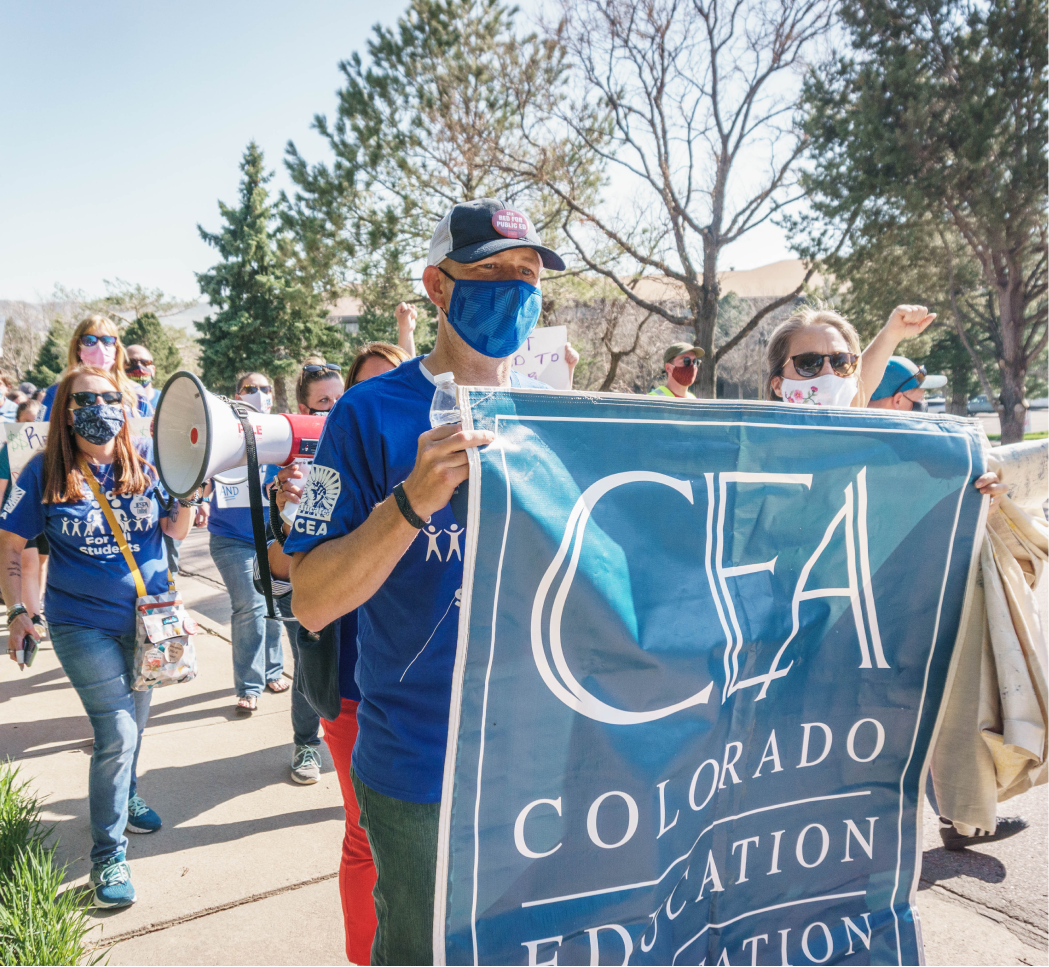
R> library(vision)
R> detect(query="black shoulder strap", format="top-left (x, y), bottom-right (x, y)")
top-left (230, 402), bottom-right (289, 624)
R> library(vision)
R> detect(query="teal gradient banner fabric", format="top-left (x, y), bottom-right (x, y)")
top-left (436, 391), bottom-right (986, 966)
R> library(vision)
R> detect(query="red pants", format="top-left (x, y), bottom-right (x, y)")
top-left (323, 699), bottom-right (378, 965)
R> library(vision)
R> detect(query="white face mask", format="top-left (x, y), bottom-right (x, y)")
top-left (240, 389), bottom-right (273, 414)
top-left (779, 373), bottom-right (857, 407)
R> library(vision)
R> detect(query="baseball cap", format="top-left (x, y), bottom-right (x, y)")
top-left (427, 198), bottom-right (566, 271)
top-left (871, 356), bottom-right (948, 400)
top-left (663, 342), bottom-right (705, 364)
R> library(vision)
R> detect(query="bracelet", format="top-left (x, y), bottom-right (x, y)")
top-left (393, 482), bottom-right (429, 529)
top-left (6, 604), bottom-right (28, 623)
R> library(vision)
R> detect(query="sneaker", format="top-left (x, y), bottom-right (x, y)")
top-left (291, 744), bottom-right (322, 785)
top-left (126, 793), bottom-right (162, 834)
top-left (90, 855), bottom-right (136, 909)
top-left (939, 815), bottom-right (1029, 851)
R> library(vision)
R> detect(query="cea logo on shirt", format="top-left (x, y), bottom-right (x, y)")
top-left (292, 464), bottom-right (341, 537)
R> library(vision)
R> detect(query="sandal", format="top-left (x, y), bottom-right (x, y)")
top-left (266, 679), bottom-right (290, 694)
top-left (236, 695), bottom-right (257, 712)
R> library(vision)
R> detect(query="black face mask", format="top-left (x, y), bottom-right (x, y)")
top-left (909, 398), bottom-right (929, 413)
top-left (308, 407), bottom-right (332, 416)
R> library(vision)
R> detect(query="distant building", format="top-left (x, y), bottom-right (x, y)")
top-left (326, 293), bottom-right (364, 335)
top-left (629, 259), bottom-right (825, 301)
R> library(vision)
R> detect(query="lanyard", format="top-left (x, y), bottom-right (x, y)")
top-left (80, 458), bottom-right (149, 598)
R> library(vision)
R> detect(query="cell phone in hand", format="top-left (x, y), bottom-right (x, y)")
top-left (16, 635), bottom-right (38, 668)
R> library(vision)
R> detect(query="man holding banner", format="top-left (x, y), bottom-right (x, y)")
top-left (288, 198), bottom-right (566, 965)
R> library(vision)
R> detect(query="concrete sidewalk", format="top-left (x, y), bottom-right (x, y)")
top-left (3, 527), bottom-right (349, 965)
top-left (0, 527), bottom-right (1044, 965)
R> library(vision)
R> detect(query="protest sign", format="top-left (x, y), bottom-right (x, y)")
top-left (436, 391), bottom-right (986, 966)
top-left (511, 326), bottom-right (570, 389)
top-left (5, 417), bottom-right (153, 482)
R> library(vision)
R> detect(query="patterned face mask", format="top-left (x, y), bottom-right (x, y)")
top-left (71, 404), bottom-right (125, 444)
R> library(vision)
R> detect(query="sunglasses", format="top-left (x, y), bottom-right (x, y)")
top-left (240, 384), bottom-right (272, 395)
top-left (79, 334), bottom-right (118, 348)
top-left (126, 359), bottom-right (154, 369)
top-left (673, 357), bottom-right (700, 369)
top-left (891, 365), bottom-right (926, 396)
top-left (71, 391), bottom-right (123, 407)
top-left (789, 352), bottom-right (859, 379)
top-left (302, 363), bottom-right (342, 375)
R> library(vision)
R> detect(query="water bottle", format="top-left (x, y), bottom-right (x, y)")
top-left (430, 373), bottom-right (468, 524)
top-left (430, 372), bottom-right (461, 428)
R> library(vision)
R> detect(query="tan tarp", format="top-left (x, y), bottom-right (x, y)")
top-left (930, 441), bottom-right (1048, 831)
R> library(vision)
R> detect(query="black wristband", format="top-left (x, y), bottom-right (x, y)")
top-left (393, 482), bottom-right (429, 529)
top-left (6, 605), bottom-right (28, 623)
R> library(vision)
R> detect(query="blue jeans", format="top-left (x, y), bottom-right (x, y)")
top-left (209, 534), bottom-right (284, 698)
top-left (275, 591), bottom-right (320, 747)
top-left (50, 623), bottom-right (151, 866)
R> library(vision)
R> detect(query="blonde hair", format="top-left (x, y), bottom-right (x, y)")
top-left (764, 307), bottom-right (863, 402)
top-left (66, 315), bottom-right (139, 400)
top-left (346, 342), bottom-right (410, 388)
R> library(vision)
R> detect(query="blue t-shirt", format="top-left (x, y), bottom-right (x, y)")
top-left (283, 357), bottom-right (544, 802)
top-left (0, 399), bottom-right (16, 421)
top-left (207, 465), bottom-right (279, 543)
top-left (339, 610), bottom-right (360, 702)
top-left (40, 382), bottom-right (153, 422)
top-left (0, 445), bottom-right (173, 635)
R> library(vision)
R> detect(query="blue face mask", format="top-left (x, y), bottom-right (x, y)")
top-left (71, 403), bottom-right (125, 445)
top-left (441, 271), bottom-right (542, 358)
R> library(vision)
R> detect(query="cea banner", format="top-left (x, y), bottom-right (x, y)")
top-left (436, 391), bottom-right (986, 966)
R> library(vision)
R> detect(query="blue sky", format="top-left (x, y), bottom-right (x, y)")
top-left (0, 1), bottom-right (408, 302)
top-left (0, 1), bottom-right (794, 306)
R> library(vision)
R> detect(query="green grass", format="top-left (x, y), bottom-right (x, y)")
top-left (0, 763), bottom-right (101, 966)
top-left (985, 430), bottom-right (1048, 442)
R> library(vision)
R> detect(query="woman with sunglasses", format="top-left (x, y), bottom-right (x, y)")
top-left (196, 372), bottom-right (287, 712)
top-left (297, 356), bottom-right (345, 415)
top-left (764, 304), bottom-right (941, 407)
top-left (38, 316), bottom-right (151, 422)
top-left (765, 306), bottom-right (1007, 496)
top-left (0, 366), bottom-right (193, 909)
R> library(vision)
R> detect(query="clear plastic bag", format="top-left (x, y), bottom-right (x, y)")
top-left (132, 593), bottom-right (199, 690)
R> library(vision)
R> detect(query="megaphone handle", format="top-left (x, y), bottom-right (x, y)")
top-left (231, 403), bottom-right (282, 623)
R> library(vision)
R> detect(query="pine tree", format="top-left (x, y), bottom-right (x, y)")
top-left (123, 312), bottom-right (182, 386)
top-left (796, 0), bottom-right (1047, 443)
top-left (196, 142), bottom-right (344, 407)
top-left (27, 320), bottom-right (73, 388)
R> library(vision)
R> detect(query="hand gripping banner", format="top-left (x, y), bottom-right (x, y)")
top-left (436, 390), bottom-right (986, 967)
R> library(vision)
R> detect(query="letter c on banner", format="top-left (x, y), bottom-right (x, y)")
top-left (531, 471), bottom-right (714, 724)
top-left (514, 798), bottom-right (563, 859)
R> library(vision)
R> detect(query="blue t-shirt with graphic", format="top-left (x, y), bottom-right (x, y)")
top-left (207, 465), bottom-right (279, 543)
top-left (283, 357), bottom-right (544, 803)
top-left (0, 445), bottom-right (173, 635)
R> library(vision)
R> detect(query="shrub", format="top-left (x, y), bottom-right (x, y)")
top-left (0, 763), bottom-right (100, 965)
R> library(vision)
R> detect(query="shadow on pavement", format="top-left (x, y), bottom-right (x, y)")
top-left (46, 745), bottom-right (344, 868)
top-left (920, 846), bottom-right (1007, 886)
top-left (0, 661), bottom-right (69, 703)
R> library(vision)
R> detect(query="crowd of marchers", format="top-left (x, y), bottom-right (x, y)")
top-left (0, 199), bottom-right (1026, 967)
